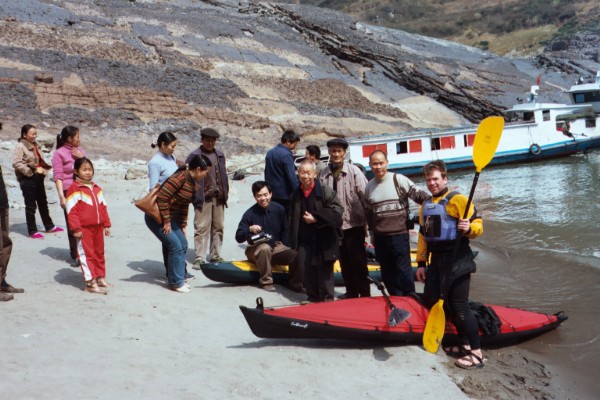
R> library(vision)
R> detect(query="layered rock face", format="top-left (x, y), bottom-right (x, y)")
top-left (0, 0), bottom-right (589, 158)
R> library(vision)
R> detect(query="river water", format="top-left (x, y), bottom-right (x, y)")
top-left (411, 150), bottom-right (600, 398)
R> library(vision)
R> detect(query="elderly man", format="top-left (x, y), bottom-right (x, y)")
top-left (264, 130), bottom-right (300, 210)
top-left (320, 138), bottom-right (370, 298)
top-left (187, 128), bottom-right (229, 268)
top-left (1, 166), bottom-right (24, 301)
top-left (365, 150), bottom-right (429, 296)
top-left (235, 181), bottom-right (302, 292)
top-left (290, 160), bottom-right (343, 302)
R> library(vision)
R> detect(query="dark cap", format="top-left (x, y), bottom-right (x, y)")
top-left (201, 128), bottom-right (220, 139)
top-left (326, 138), bottom-right (349, 149)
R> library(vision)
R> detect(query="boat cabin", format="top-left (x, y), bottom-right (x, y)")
top-left (569, 72), bottom-right (600, 113)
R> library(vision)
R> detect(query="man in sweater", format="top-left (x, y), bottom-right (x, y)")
top-left (187, 128), bottom-right (229, 267)
top-left (320, 138), bottom-right (370, 298)
top-left (264, 130), bottom-right (300, 210)
top-left (365, 150), bottom-right (429, 296)
top-left (235, 181), bottom-right (302, 292)
top-left (0, 166), bottom-right (24, 301)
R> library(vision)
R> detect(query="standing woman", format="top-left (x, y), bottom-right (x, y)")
top-left (12, 124), bottom-right (63, 238)
top-left (52, 126), bottom-right (85, 263)
top-left (145, 155), bottom-right (211, 293)
top-left (148, 131), bottom-right (178, 189)
top-left (147, 132), bottom-right (194, 280)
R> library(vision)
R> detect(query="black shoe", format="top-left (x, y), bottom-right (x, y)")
top-left (287, 285), bottom-right (306, 294)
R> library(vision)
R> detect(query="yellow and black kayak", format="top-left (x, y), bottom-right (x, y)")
top-left (199, 250), bottom-right (421, 286)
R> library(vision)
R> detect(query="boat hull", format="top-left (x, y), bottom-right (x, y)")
top-left (201, 259), bottom-right (383, 286)
top-left (239, 296), bottom-right (567, 347)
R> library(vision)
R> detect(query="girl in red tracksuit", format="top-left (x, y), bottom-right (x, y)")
top-left (66, 158), bottom-right (111, 294)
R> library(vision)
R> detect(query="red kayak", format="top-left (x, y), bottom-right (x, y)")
top-left (239, 296), bottom-right (566, 347)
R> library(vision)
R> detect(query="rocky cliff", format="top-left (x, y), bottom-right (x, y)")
top-left (0, 0), bottom-right (592, 159)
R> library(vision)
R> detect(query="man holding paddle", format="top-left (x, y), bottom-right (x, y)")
top-left (416, 160), bottom-right (484, 369)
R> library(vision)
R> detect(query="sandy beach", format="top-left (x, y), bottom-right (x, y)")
top-left (0, 141), bottom-right (578, 400)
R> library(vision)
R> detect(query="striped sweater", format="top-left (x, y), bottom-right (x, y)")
top-left (156, 169), bottom-right (196, 226)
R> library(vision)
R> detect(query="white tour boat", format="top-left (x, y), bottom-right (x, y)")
top-left (349, 72), bottom-right (600, 176)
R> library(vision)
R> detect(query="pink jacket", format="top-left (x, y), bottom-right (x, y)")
top-left (52, 145), bottom-right (86, 191)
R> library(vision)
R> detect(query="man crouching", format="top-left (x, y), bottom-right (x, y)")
top-left (235, 181), bottom-right (302, 293)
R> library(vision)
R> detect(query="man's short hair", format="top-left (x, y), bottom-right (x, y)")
top-left (281, 130), bottom-right (300, 144)
top-left (252, 181), bottom-right (272, 196)
top-left (306, 145), bottom-right (321, 159)
top-left (368, 149), bottom-right (388, 162)
top-left (423, 160), bottom-right (447, 178)
top-left (299, 159), bottom-right (316, 171)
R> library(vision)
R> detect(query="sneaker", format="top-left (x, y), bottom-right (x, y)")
top-left (1, 283), bottom-right (25, 294)
top-left (171, 284), bottom-right (191, 293)
top-left (192, 259), bottom-right (207, 270)
top-left (46, 226), bottom-right (65, 233)
top-left (30, 232), bottom-right (44, 239)
top-left (210, 256), bottom-right (226, 263)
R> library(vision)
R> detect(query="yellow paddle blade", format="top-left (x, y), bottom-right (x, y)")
top-left (473, 116), bottom-right (504, 173)
top-left (423, 299), bottom-right (445, 353)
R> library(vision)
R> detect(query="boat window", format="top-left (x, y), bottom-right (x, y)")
top-left (409, 139), bottom-right (422, 153)
top-left (586, 119), bottom-right (596, 128)
top-left (573, 91), bottom-right (600, 104)
top-left (543, 110), bottom-right (550, 121)
top-left (523, 112), bottom-right (534, 122)
top-left (431, 136), bottom-right (455, 151)
top-left (463, 134), bottom-right (475, 147)
top-left (362, 143), bottom-right (387, 158)
top-left (396, 141), bottom-right (408, 154)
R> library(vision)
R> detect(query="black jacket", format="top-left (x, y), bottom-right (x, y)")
top-left (289, 181), bottom-right (343, 264)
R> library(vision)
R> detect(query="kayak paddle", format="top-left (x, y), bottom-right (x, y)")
top-left (422, 116), bottom-right (504, 353)
top-left (368, 276), bottom-right (411, 326)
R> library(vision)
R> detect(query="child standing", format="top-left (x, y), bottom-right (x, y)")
top-left (66, 158), bottom-right (111, 294)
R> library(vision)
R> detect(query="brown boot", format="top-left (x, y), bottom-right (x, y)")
top-left (85, 280), bottom-right (107, 295)
top-left (0, 292), bottom-right (14, 301)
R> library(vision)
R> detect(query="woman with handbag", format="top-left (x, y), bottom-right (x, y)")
top-left (12, 124), bottom-right (64, 238)
top-left (146, 131), bottom-right (195, 280)
top-left (144, 155), bottom-right (212, 293)
top-left (52, 125), bottom-right (85, 261)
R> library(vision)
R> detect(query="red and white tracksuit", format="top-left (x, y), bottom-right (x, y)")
top-left (66, 180), bottom-right (111, 281)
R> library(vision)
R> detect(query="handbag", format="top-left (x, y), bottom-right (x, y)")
top-left (135, 183), bottom-right (162, 224)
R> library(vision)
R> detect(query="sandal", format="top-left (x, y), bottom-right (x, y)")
top-left (454, 351), bottom-right (485, 370)
top-left (96, 277), bottom-right (110, 288)
top-left (443, 345), bottom-right (467, 358)
top-left (85, 280), bottom-right (108, 295)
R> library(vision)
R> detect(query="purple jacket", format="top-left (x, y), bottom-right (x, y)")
top-left (52, 145), bottom-right (86, 191)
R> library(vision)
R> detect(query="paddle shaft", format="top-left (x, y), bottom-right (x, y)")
top-left (441, 171), bottom-right (480, 300)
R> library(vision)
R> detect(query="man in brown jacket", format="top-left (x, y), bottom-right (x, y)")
top-left (0, 166), bottom-right (24, 301)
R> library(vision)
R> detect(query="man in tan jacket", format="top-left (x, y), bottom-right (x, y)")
top-left (320, 138), bottom-right (370, 298)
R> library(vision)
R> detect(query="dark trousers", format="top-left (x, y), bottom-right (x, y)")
top-left (19, 174), bottom-right (54, 235)
top-left (62, 190), bottom-right (78, 259)
top-left (298, 243), bottom-right (334, 301)
top-left (373, 233), bottom-right (414, 296)
top-left (339, 226), bottom-right (370, 297)
top-left (423, 258), bottom-right (481, 350)
top-left (0, 208), bottom-right (13, 282)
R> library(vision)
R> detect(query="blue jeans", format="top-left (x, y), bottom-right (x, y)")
top-left (373, 233), bottom-right (414, 296)
top-left (145, 214), bottom-right (187, 288)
